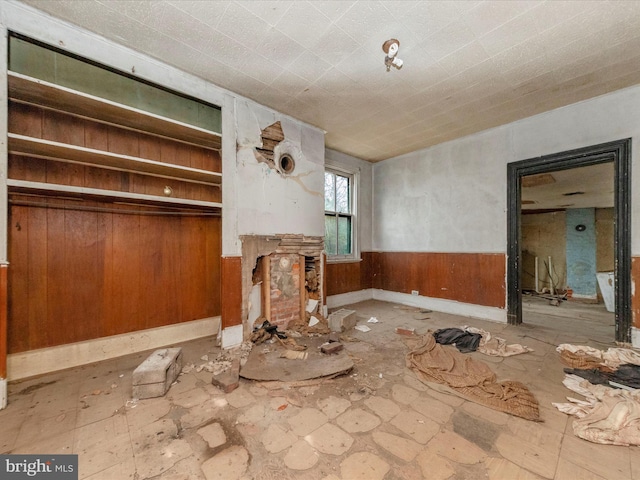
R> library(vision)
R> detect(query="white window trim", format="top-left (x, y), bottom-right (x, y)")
top-left (325, 164), bottom-right (360, 263)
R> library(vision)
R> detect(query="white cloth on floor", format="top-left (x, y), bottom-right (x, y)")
top-left (556, 344), bottom-right (640, 368)
top-left (553, 374), bottom-right (640, 446)
top-left (462, 326), bottom-right (533, 357)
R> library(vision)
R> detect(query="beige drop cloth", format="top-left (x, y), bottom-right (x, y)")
top-left (462, 326), bottom-right (533, 357)
top-left (406, 334), bottom-right (540, 421)
top-left (553, 374), bottom-right (640, 446)
top-left (557, 344), bottom-right (640, 369)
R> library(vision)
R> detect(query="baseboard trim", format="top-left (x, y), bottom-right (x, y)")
top-left (0, 379), bottom-right (6, 410)
top-left (327, 289), bottom-right (374, 309)
top-left (373, 290), bottom-right (507, 323)
top-left (326, 289), bottom-right (506, 323)
top-left (632, 327), bottom-right (640, 349)
top-left (7, 317), bottom-right (220, 381)
top-left (221, 324), bottom-right (243, 349)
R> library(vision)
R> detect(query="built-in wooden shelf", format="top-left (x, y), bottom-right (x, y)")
top-left (7, 179), bottom-right (222, 212)
top-left (8, 71), bottom-right (222, 151)
top-left (8, 133), bottom-right (222, 186)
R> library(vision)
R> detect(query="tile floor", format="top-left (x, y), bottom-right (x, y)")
top-left (1, 298), bottom-right (637, 479)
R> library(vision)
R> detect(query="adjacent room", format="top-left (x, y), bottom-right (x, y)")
top-left (1, 1), bottom-right (640, 479)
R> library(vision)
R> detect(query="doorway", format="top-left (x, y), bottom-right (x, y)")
top-left (506, 139), bottom-right (631, 343)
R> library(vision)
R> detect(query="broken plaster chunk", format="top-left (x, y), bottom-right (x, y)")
top-left (309, 316), bottom-right (320, 327)
top-left (368, 317), bottom-right (380, 323)
top-left (395, 327), bottom-right (416, 336)
top-left (306, 299), bottom-right (319, 313)
top-left (132, 347), bottom-right (183, 399)
top-left (212, 359), bottom-right (240, 393)
top-left (328, 308), bottom-right (357, 332)
top-left (355, 325), bottom-right (371, 333)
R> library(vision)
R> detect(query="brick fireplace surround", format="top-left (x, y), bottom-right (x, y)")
top-left (240, 235), bottom-right (324, 333)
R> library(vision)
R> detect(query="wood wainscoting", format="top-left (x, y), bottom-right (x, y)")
top-left (8, 200), bottom-right (221, 354)
top-left (222, 256), bottom-right (243, 328)
top-left (325, 252), bottom-right (375, 296)
top-left (632, 257), bottom-right (640, 330)
top-left (0, 265), bottom-right (7, 378)
top-left (326, 252), bottom-right (506, 309)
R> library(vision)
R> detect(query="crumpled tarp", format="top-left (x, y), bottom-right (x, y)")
top-left (433, 328), bottom-right (482, 353)
top-left (406, 333), bottom-right (540, 421)
top-left (557, 344), bottom-right (640, 369)
top-left (463, 326), bottom-right (533, 357)
top-left (553, 374), bottom-right (640, 446)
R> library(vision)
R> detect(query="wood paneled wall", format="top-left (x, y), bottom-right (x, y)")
top-left (8, 198), bottom-right (221, 353)
top-left (221, 256), bottom-right (242, 328)
top-left (326, 251), bottom-right (506, 309)
top-left (0, 265), bottom-right (7, 378)
top-left (325, 251), bottom-right (375, 296)
top-left (9, 102), bottom-right (221, 202)
top-left (632, 257), bottom-right (640, 329)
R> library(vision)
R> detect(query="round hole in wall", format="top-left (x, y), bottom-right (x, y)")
top-left (278, 153), bottom-right (295, 174)
top-left (575, 224), bottom-right (586, 232)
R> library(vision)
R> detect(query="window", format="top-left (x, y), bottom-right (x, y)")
top-left (325, 168), bottom-right (357, 260)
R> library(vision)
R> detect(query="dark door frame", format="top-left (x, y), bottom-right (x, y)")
top-left (507, 138), bottom-right (632, 343)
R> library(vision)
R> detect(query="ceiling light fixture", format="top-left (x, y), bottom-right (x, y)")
top-left (382, 38), bottom-right (403, 72)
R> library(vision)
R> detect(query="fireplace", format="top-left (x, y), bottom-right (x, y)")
top-left (241, 235), bottom-right (324, 333)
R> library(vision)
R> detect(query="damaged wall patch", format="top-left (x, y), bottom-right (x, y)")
top-left (255, 121), bottom-right (285, 168)
top-left (254, 121), bottom-right (297, 175)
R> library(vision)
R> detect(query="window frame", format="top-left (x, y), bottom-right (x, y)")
top-left (324, 165), bottom-right (359, 263)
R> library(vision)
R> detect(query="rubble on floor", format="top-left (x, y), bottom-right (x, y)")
top-left (328, 308), bottom-right (357, 332)
top-left (240, 335), bottom-right (354, 382)
top-left (132, 347), bottom-right (182, 399)
top-left (6, 299), bottom-right (632, 480)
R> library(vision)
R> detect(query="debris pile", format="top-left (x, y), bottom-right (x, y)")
top-left (553, 343), bottom-right (640, 445)
top-left (181, 344), bottom-right (252, 376)
top-left (250, 318), bottom-right (310, 356)
top-left (250, 318), bottom-right (285, 344)
top-left (432, 326), bottom-right (532, 356)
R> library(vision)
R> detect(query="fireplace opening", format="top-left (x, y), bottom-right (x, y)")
top-left (242, 235), bottom-right (324, 335)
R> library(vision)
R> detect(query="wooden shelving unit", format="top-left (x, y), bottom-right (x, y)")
top-left (8, 71), bottom-right (222, 150)
top-left (8, 133), bottom-right (221, 186)
top-left (7, 179), bottom-right (222, 211)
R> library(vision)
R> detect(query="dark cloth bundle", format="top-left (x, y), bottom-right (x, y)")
top-left (433, 328), bottom-right (482, 353)
top-left (565, 364), bottom-right (640, 389)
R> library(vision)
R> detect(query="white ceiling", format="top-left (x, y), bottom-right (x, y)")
top-left (20, 0), bottom-right (640, 162)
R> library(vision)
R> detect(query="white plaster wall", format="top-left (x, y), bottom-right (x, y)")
top-left (374, 84), bottom-right (640, 255)
top-left (373, 127), bottom-right (510, 253)
top-left (510, 87), bottom-right (640, 255)
top-left (325, 148), bottom-right (373, 252)
top-left (235, 100), bottom-right (325, 238)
